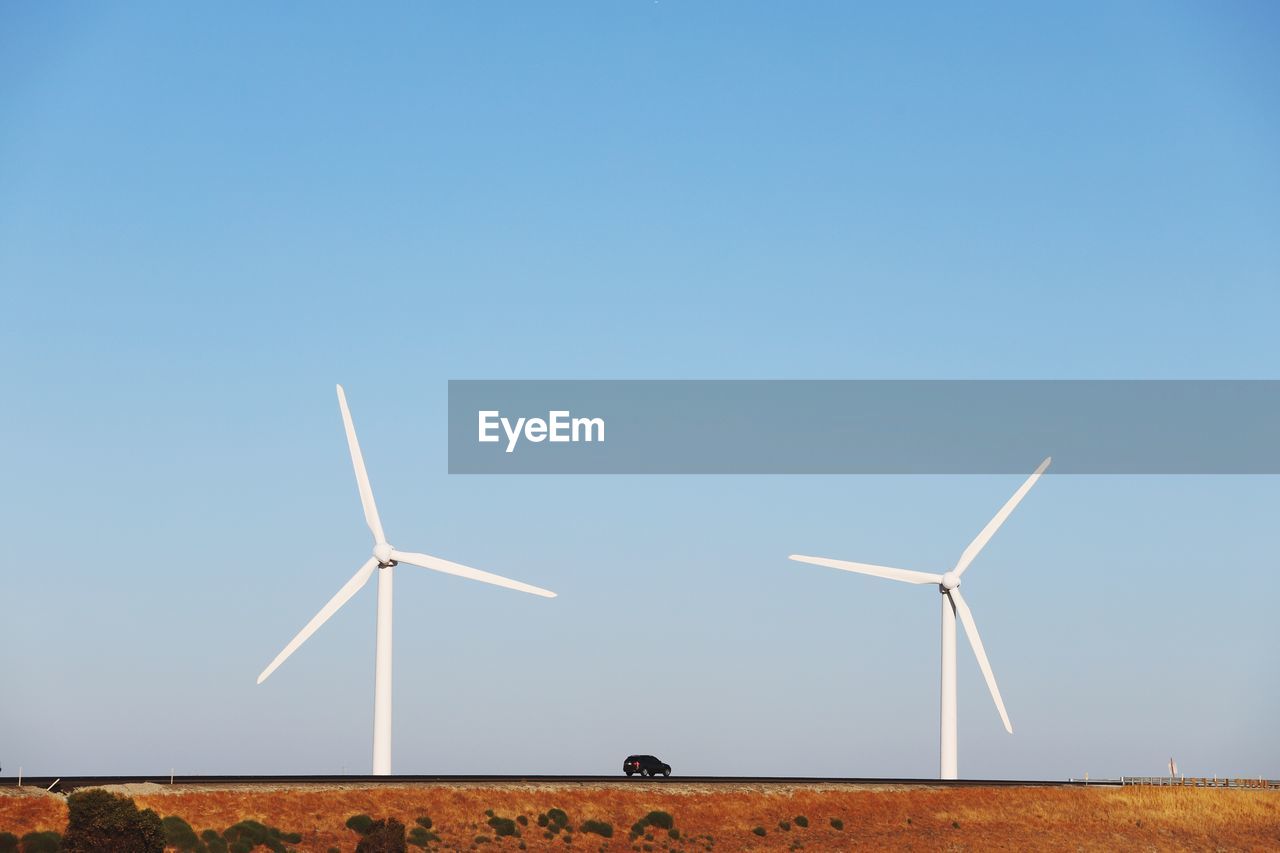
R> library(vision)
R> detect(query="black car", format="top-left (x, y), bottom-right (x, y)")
top-left (623, 754), bottom-right (671, 777)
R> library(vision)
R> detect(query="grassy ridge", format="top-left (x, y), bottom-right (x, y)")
top-left (3, 782), bottom-right (1278, 851)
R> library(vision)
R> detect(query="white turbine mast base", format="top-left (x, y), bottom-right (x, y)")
top-left (790, 457), bottom-right (1050, 779)
top-left (257, 384), bottom-right (557, 776)
top-left (372, 562), bottom-right (393, 775)
top-left (940, 591), bottom-right (958, 780)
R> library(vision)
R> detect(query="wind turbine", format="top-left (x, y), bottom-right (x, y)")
top-left (789, 457), bottom-right (1050, 779)
top-left (257, 385), bottom-right (557, 775)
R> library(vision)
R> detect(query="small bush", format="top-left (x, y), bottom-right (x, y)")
top-left (356, 818), bottom-right (407, 853)
top-left (348, 815), bottom-right (377, 836)
top-left (62, 790), bottom-right (162, 853)
top-left (19, 833), bottom-right (61, 853)
top-left (547, 809), bottom-right (569, 830)
top-left (952, 821), bottom-right (960, 829)
top-left (641, 812), bottom-right (673, 831)
top-left (162, 816), bottom-right (203, 852)
top-left (537, 814), bottom-right (549, 828)
top-left (580, 821), bottom-right (613, 838)
top-left (202, 828), bottom-right (229, 853)
top-left (516, 816), bottom-right (528, 826)
top-left (829, 818), bottom-right (843, 831)
top-left (220, 819), bottom-right (300, 853)
top-left (794, 816), bottom-right (808, 828)
top-left (752, 826), bottom-right (766, 837)
top-left (488, 817), bottom-right (518, 838)
top-left (474, 835), bottom-right (490, 845)
top-left (0, 833), bottom-right (16, 853)
top-left (415, 817), bottom-right (433, 831)
top-left (779, 820), bottom-right (791, 831)
top-left (407, 826), bottom-right (440, 848)
top-left (668, 827), bottom-right (680, 840)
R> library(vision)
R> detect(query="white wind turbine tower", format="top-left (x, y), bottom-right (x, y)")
top-left (790, 457), bottom-right (1050, 780)
top-left (257, 385), bottom-right (557, 775)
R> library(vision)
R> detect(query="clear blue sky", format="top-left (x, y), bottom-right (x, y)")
top-left (2, 1), bottom-right (1277, 779)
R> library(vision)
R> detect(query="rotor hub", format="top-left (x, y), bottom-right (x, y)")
top-left (373, 541), bottom-right (395, 566)
top-left (940, 571), bottom-right (960, 591)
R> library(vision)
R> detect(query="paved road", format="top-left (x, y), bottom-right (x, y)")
top-left (0, 775), bottom-right (1113, 792)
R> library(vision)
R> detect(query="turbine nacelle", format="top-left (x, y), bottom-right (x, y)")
top-left (940, 571), bottom-right (961, 591)
top-left (373, 541), bottom-right (396, 566)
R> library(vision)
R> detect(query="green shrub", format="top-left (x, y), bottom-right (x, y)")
top-left (579, 820), bottom-right (612, 838)
top-left (356, 818), bottom-right (406, 853)
top-left (348, 815), bottom-right (377, 835)
top-left (19, 833), bottom-right (62, 853)
top-left (778, 820), bottom-right (791, 831)
top-left (641, 812), bottom-right (673, 831)
top-left (201, 828), bottom-right (229, 853)
top-left (952, 821), bottom-right (960, 829)
top-left (751, 827), bottom-right (766, 837)
top-left (415, 817), bottom-right (433, 830)
top-left (487, 817), bottom-right (518, 838)
top-left (794, 816), bottom-right (808, 828)
top-left (407, 825), bottom-right (440, 848)
top-left (62, 790), bottom-right (162, 853)
top-left (668, 827), bottom-right (680, 840)
top-left (547, 809), bottom-right (569, 830)
top-left (219, 819), bottom-right (300, 853)
top-left (473, 836), bottom-right (490, 845)
top-left (829, 818), bottom-right (843, 831)
top-left (161, 816), bottom-right (204, 852)
top-left (537, 814), bottom-right (549, 828)
top-left (0, 833), bottom-right (17, 853)
top-left (516, 815), bottom-right (528, 826)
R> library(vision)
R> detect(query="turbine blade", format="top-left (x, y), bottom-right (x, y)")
top-left (789, 555), bottom-right (943, 585)
top-left (953, 456), bottom-right (1051, 577)
top-left (950, 588), bottom-right (1013, 733)
top-left (256, 558), bottom-right (378, 684)
top-left (391, 550), bottom-right (557, 598)
top-left (336, 384), bottom-right (386, 544)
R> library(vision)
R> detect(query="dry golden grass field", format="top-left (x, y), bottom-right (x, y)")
top-left (3, 781), bottom-right (1278, 851)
